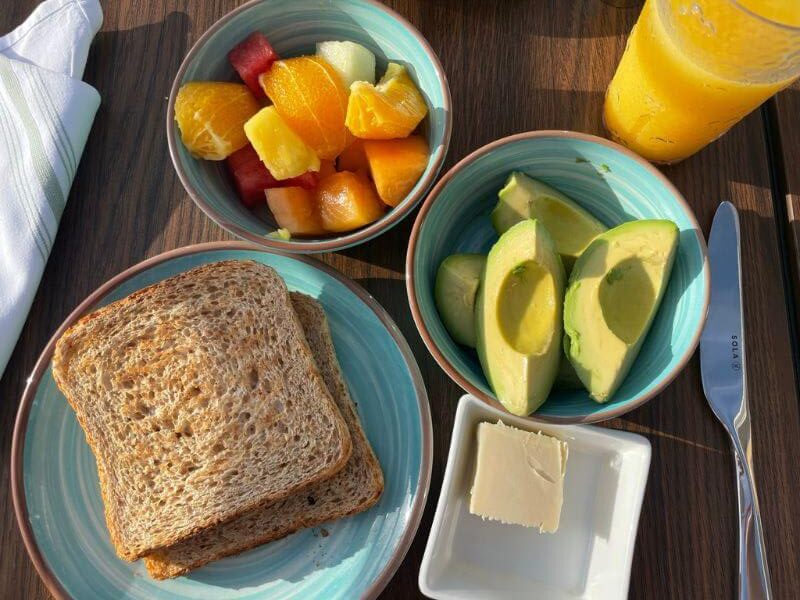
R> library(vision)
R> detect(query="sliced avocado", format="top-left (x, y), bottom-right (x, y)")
top-left (564, 220), bottom-right (679, 402)
top-left (491, 172), bottom-right (607, 271)
top-left (476, 219), bottom-right (566, 415)
top-left (435, 254), bottom-right (486, 347)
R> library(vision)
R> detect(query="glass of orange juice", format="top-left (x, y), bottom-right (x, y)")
top-left (604, 0), bottom-right (800, 163)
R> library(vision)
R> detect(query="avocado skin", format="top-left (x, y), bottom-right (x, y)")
top-left (563, 219), bottom-right (679, 403)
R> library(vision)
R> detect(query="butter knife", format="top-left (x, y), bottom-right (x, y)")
top-left (699, 201), bottom-right (771, 600)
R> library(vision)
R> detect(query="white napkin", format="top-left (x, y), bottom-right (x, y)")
top-left (0, 0), bottom-right (102, 376)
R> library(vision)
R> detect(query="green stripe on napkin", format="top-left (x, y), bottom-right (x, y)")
top-left (0, 92), bottom-right (50, 259)
top-left (30, 67), bottom-right (76, 179)
top-left (0, 56), bottom-right (67, 221)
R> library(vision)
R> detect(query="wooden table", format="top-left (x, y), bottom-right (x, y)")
top-left (773, 81), bottom-right (800, 332)
top-left (1, 1), bottom-right (799, 598)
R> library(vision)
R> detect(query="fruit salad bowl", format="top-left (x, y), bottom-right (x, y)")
top-left (406, 131), bottom-right (710, 423)
top-left (168, 0), bottom-right (451, 253)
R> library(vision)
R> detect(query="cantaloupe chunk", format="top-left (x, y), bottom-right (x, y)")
top-left (363, 135), bottom-right (428, 206)
top-left (266, 187), bottom-right (326, 236)
top-left (317, 172), bottom-right (385, 232)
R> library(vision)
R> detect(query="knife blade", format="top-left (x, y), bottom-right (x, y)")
top-left (700, 201), bottom-right (745, 422)
top-left (699, 201), bottom-right (771, 600)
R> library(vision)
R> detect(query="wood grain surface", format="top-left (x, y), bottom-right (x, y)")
top-left (772, 81), bottom-right (800, 341)
top-left (1, 1), bottom-right (799, 598)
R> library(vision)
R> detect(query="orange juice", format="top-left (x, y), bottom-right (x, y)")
top-left (604, 0), bottom-right (800, 163)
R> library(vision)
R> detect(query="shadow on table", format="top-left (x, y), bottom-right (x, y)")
top-left (0, 9), bottom-right (193, 461)
top-left (420, 0), bottom-right (638, 39)
top-left (79, 10), bottom-right (196, 263)
top-left (38, 9), bottom-right (195, 313)
top-left (771, 87), bottom-right (800, 225)
top-left (337, 218), bottom-right (412, 275)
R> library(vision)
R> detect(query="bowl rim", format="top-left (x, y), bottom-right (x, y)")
top-left (166, 0), bottom-right (453, 254)
top-left (11, 241), bottom-right (433, 600)
top-left (405, 129), bottom-right (711, 424)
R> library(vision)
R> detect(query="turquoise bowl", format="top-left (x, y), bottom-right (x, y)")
top-left (167, 0), bottom-right (451, 253)
top-left (406, 131), bottom-right (710, 423)
top-left (12, 243), bottom-right (432, 599)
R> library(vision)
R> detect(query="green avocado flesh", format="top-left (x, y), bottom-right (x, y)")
top-left (435, 254), bottom-right (486, 347)
top-left (564, 219), bottom-right (679, 403)
top-left (436, 255), bottom-right (580, 390)
top-left (491, 172), bottom-right (607, 272)
top-left (476, 219), bottom-right (566, 416)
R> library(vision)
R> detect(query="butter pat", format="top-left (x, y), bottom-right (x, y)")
top-left (469, 421), bottom-right (568, 533)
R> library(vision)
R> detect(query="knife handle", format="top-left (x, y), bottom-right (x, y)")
top-left (733, 442), bottom-right (772, 600)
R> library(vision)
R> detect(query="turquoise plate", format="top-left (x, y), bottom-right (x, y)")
top-left (407, 131), bottom-right (709, 423)
top-left (12, 243), bottom-right (432, 600)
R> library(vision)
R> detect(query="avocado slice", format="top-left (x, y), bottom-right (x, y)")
top-left (435, 253), bottom-right (486, 347)
top-left (564, 220), bottom-right (679, 402)
top-left (437, 257), bottom-right (581, 390)
top-left (476, 219), bottom-right (566, 415)
top-left (491, 172), bottom-right (607, 271)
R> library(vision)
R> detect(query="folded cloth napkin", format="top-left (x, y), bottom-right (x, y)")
top-left (0, 0), bottom-right (102, 377)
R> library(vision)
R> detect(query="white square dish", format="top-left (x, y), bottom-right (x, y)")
top-left (419, 395), bottom-right (651, 600)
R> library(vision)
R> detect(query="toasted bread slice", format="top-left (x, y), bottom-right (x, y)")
top-left (52, 261), bottom-right (352, 561)
top-left (143, 293), bottom-right (384, 579)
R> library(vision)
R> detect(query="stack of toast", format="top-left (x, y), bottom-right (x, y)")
top-left (52, 260), bottom-right (383, 579)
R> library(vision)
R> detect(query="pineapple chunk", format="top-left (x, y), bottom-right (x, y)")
top-left (244, 106), bottom-right (320, 180)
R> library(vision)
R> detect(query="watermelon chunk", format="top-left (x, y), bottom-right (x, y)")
top-left (226, 144), bottom-right (319, 207)
top-left (228, 32), bottom-right (278, 98)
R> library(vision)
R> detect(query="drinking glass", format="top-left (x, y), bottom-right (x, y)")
top-left (604, 0), bottom-right (800, 163)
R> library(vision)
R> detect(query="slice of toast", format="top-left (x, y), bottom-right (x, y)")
top-left (52, 261), bottom-right (352, 561)
top-left (143, 293), bottom-right (384, 579)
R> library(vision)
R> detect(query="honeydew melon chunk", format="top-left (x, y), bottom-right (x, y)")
top-left (316, 41), bottom-right (376, 88)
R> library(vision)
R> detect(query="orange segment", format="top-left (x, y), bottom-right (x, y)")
top-left (363, 135), bottom-right (429, 207)
top-left (266, 187), bottom-right (326, 236)
top-left (174, 82), bottom-right (260, 160)
top-left (345, 63), bottom-right (428, 139)
top-left (244, 106), bottom-right (320, 180)
top-left (317, 172), bottom-right (385, 232)
top-left (260, 56), bottom-right (349, 160)
top-left (337, 139), bottom-right (369, 174)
